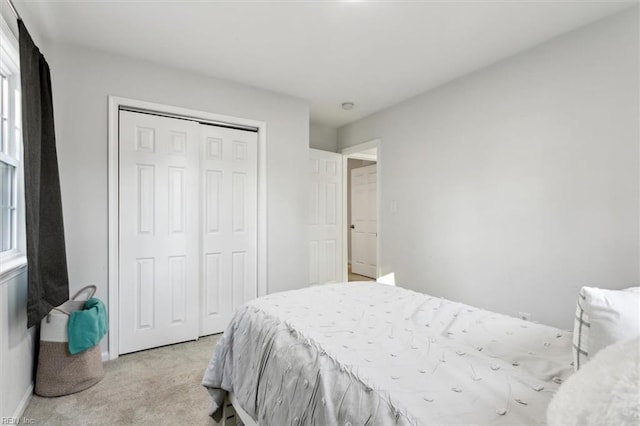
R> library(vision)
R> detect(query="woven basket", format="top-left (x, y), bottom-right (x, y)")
top-left (35, 286), bottom-right (105, 397)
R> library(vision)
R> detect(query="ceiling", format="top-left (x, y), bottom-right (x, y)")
top-left (18, 0), bottom-right (636, 128)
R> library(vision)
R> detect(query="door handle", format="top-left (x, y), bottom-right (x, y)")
top-left (350, 225), bottom-right (355, 229)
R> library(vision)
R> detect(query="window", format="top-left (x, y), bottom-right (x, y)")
top-left (1, 73), bottom-right (19, 252)
top-left (0, 16), bottom-right (25, 277)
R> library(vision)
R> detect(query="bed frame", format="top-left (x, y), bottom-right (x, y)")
top-left (219, 392), bottom-right (257, 426)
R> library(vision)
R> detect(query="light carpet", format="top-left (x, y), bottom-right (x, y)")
top-left (23, 334), bottom-right (221, 425)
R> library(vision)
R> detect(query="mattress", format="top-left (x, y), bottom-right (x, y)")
top-left (202, 283), bottom-right (573, 425)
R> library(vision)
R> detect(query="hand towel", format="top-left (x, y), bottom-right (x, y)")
top-left (67, 297), bottom-right (108, 355)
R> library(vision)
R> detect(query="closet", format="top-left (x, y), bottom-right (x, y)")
top-left (118, 110), bottom-right (257, 354)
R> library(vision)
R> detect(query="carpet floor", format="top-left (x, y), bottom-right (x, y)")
top-left (23, 334), bottom-right (221, 425)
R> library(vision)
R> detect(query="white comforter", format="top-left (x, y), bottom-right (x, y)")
top-left (203, 283), bottom-right (573, 425)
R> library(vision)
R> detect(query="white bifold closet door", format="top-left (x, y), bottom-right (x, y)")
top-left (118, 110), bottom-right (257, 354)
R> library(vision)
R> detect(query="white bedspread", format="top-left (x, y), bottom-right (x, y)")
top-left (203, 283), bottom-right (573, 425)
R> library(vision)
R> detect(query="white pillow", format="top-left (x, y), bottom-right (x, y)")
top-left (573, 286), bottom-right (640, 370)
top-left (585, 287), bottom-right (640, 355)
top-left (547, 338), bottom-right (640, 425)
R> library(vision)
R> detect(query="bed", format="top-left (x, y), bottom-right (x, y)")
top-left (202, 282), bottom-right (574, 425)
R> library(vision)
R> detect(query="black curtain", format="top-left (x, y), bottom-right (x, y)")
top-left (19, 20), bottom-right (69, 328)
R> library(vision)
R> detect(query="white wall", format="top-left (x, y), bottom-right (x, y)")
top-left (338, 8), bottom-right (640, 330)
top-left (0, 270), bottom-right (35, 419)
top-left (310, 122), bottom-right (338, 152)
top-left (0, 1), bottom-right (45, 47)
top-left (41, 42), bottom-right (310, 356)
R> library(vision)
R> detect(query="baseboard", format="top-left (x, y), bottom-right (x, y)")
top-left (12, 382), bottom-right (33, 419)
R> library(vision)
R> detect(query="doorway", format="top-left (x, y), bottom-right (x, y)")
top-left (341, 140), bottom-right (380, 282)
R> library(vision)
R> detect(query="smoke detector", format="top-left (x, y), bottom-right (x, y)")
top-left (341, 102), bottom-right (355, 110)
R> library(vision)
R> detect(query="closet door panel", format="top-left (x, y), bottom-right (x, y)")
top-left (201, 125), bottom-right (258, 336)
top-left (119, 111), bottom-right (200, 354)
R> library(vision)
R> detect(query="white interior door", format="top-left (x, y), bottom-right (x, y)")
top-left (200, 125), bottom-right (258, 336)
top-left (309, 149), bottom-right (343, 285)
top-left (351, 164), bottom-right (377, 278)
top-left (119, 111), bottom-right (200, 354)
